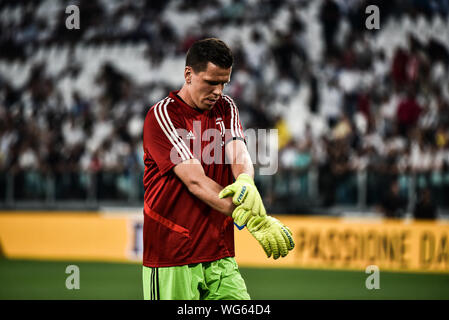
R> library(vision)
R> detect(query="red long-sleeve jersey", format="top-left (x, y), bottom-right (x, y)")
top-left (142, 91), bottom-right (245, 267)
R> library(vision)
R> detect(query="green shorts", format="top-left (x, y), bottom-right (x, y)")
top-left (142, 257), bottom-right (250, 300)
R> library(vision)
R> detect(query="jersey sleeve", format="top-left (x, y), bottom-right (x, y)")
top-left (143, 98), bottom-right (194, 175)
top-left (221, 95), bottom-right (246, 145)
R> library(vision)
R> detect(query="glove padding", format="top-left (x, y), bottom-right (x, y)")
top-left (219, 173), bottom-right (267, 227)
top-left (230, 206), bottom-right (253, 230)
top-left (247, 215), bottom-right (295, 259)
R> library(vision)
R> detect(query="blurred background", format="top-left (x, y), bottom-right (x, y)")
top-left (0, 0), bottom-right (449, 300)
top-left (1, 0), bottom-right (449, 218)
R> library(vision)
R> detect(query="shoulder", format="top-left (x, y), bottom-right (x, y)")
top-left (147, 96), bottom-right (176, 116)
top-left (217, 95), bottom-right (240, 116)
top-left (146, 96), bottom-right (181, 125)
top-left (220, 95), bottom-right (237, 108)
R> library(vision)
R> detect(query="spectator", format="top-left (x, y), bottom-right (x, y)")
top-left (380, 179), bottom-right (407, 218)
top-left (413, 188), bottom-right (437, 220)
top-left (319, 0), bottom-right (341, 56)
top-left (396, 88), bottom-right (422, 136)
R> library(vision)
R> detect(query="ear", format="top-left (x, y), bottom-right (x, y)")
top-left (184, 66), bottom-right (193, 84)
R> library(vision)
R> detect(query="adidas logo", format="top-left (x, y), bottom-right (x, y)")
top-left (186, 131), bottom-right (196, 140)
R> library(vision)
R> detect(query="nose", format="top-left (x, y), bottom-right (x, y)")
top-left (212, 84), bottom-right (224, 97)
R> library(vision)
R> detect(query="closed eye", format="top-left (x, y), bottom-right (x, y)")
top-left (205, 80), bottom-right (229, 86)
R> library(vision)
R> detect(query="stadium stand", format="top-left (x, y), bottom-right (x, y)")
top-left (0, 0), bottom-right (448, 217)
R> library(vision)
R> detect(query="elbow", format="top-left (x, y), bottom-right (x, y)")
top-left (184, 177), bottom-right (203, 195)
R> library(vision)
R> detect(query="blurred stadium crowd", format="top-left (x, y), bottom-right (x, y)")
top-left (0, 0), bottom-right (449, 217)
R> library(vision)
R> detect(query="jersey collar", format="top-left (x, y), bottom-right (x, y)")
top-left (170, 91), bottom-right (208, 116)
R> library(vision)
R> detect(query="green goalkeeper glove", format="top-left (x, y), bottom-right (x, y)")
top-left (247, 215), bottom-right (295, 259)
top-left (219, 173), bottom-right (267, 228)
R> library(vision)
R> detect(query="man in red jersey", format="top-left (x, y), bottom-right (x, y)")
top-left (142, 38), bottom-right (294, 300)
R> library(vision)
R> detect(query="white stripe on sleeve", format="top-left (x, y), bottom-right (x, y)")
top-left (153, 98), bottom-right (191, 161)
top-left (224, 95), bottom-right (243, 138)
top-left (161, 101), bottom-right (194, 159)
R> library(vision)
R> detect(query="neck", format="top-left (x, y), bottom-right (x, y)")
top-left (178, 85), bottom-right (195, 109)
top-left (177, 85), bottom-right (205, 113)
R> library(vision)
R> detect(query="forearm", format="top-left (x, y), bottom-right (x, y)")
top-left (230, 155), bottom-right (254, 179)
top-left (173, 159), bottom-right (235, 217)
top-left (187, 176), bottom-right (235, 216)
top-left (226, 140), bottom-right (254, 179)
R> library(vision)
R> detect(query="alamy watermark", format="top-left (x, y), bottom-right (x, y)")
top-left (65, 265), bottom-right (80, 290)
top-left (64, 4), bottom-right (379, 32)
top-left (65, 5), bottom-right (80, 30)
top-left (365, 265), bottom-right (380, 290)
top-left (365, 5), bottom-right (380, 30)
top-left (168, 121), bottom-right (279, 176)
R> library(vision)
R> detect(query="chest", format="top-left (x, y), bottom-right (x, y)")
top-left (182, 113), bottom-right (226, 164)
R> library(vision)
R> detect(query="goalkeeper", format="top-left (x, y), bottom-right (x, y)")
top-left (142, 38), bottom-right (294, 300)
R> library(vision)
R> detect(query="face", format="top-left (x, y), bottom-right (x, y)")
top-left (186, 62), bottom-right (232, 111)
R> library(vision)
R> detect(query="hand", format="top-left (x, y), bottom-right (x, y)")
top-left (246, 215), bottom-right (295, 259)
top-left (219, 174), bottom-right (267, 227)
top-left (230, 205), bottom-right (253, 229)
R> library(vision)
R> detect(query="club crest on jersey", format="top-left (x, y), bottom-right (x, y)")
top-left (216, 118), bottom-right (225, 137)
